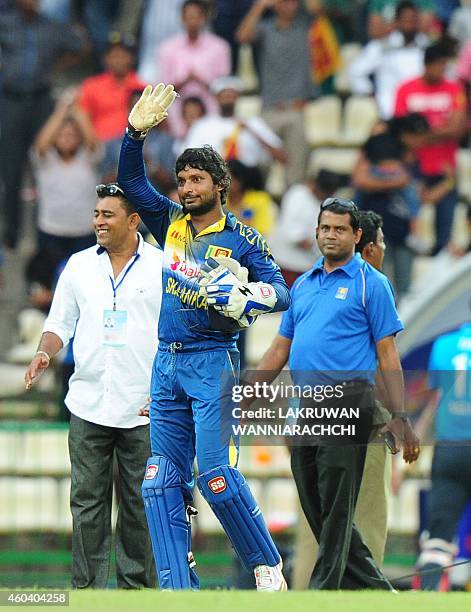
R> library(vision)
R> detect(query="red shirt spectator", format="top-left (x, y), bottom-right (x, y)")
top-left (79, 34), bottom-right (144, 142)
top-left (394, 77), bottom-right (465, 175)
top-left (394, 43), bottom-right (466, 176)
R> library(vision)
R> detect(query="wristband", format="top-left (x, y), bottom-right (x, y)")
top-left (126, 123), bottom-right (148, 140)
top-left (35, 350), bottom-right (51, 365)
top-left (392, 411), bottom-right (409, 422)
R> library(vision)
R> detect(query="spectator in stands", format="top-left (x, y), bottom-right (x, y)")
top-left (394, 42), bottom-right (467, 254)
top-left (31, 89), bottom-right (102, 261)
top-left (270, 168), bottom-right (345, 286)
top-left (159, 0), bottom-right (231, 138)
top-left (449, 0), bottom-right (471, 51)
top-left (212, 0), bottom-right (256, 71)
top-left (137, 0), bottom-right (185, 84)
top-left (0, 0), bottom-right (86, 249)
top-left (76, 1), bottom-right (144, 60)
top-left (367, 0), bottom-right (436, 39)
top-left (78, 32), bottom-right (144, 145)
top-left (226, 159), bottom-right (277, 238)
top-left (349, 1), bottom-right (429, 119)
top-left (24, 183), bottom-right (163, 589)
top-left (180, 96), bottom-right (207, 139)
top-left (353, 132), bottom-right (420, 298)
top-left (237, 0), bottom-right (313, 185)
top-left (180, 75), bottom-right (286, 171)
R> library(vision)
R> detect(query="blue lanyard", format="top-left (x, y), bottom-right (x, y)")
top-left (108, 243), bottom-right (140, 311)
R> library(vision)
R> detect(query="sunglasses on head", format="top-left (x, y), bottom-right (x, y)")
top-left (320, 197), bottom-right (358, 211)
top-left (96, 183), bottom-right (125, 198)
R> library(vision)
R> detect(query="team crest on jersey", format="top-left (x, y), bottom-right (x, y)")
top-left (145, 464), bottom-right (158, 480)
top-left (335, 287), bottom-right (349, 300)
top-left (205, 245), bottom-right (233, 260)
top-left (208, 476), bottom-right (227, 493)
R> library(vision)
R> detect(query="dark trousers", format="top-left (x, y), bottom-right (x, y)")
top-left (290, 385), bottom-right (392, 590)
top-left (0, 89), bottom-right (53, 248)
top-left (428, 444), bottom-right (471, 542)
top-left (68, 414), bottom-right (155, 589)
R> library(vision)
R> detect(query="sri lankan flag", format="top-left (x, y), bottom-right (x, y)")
top-left (309, 16), bottom-right (341, 85)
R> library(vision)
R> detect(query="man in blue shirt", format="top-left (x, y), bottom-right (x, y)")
top-left (244, 198), bottom-right (419, 589)
top-left (416, 322), bottom-right (471, 590)
top-left (117, 83), bottom-right (290, 590)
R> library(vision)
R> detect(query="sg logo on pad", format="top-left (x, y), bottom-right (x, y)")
top-left (145, 464), bottom-right (159, 480)
top-left (208, 476), bottom-right (226, 493)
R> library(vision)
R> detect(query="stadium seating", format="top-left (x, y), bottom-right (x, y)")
top-left (0, 477), bottom-right (59, 530)
top-left (457, 148), bottom-right (471, 201)
top-left (339, 95), bottom-right (379, 146)
top-left (308, 147), bottom-right (359, 176)
top-left (304, 96), bottom-right (343, 148)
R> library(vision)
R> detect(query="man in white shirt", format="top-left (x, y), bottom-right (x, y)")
top-left (24, 182), bottom-right (163, 589)
top-left (349, 1), bottom-right (429, 119)
top-left (181, 75), bottom-right (286, 169)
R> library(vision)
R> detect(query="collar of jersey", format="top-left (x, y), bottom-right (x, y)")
top-left (184, 212), bottom-right (237, 238)
top-left (310, 252), bottom-right (362, 278)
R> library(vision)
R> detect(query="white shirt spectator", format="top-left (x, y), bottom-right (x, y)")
top-left (269, 183), bottom-right (321, 273)
top-left (349, 30), bottom-right (429, 119)
top-left (43, 235), bottom-right (163, 428)
top-left (180, 115), bottom-right (283, 168)
top-left (32, 146), bottom-right (103, 237)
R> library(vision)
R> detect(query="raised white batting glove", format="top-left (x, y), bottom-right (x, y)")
top-left (128, 83), bottom-right (177, 136)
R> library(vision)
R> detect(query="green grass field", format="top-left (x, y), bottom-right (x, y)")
top-left (3, 590), bottom-right (469, 612)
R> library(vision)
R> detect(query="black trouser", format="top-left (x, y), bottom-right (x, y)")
top-left (290, 384), bottom-right (393, 590)
top-left (0, 89), bottom-right (53, 248)
top-left (428, 444), bottom-right (471, 542)
top-left (68, 414), bottom-right (155, 589)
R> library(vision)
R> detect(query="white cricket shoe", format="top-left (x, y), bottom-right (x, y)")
top-left (254, 562), bottom-right (287, 592)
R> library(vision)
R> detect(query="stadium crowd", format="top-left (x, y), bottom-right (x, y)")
top-left (1, 0), bottom-right (471, 298)
top-left (1, 0), bottom-right (471, 593)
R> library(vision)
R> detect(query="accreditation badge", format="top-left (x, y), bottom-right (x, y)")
top-left (102, 309), bottom-right (127, 347)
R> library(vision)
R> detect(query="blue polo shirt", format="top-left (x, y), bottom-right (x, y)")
top-left (279, 254), bottom-right (403, 384)
top-left (428, 323), bottom-right (471, 441)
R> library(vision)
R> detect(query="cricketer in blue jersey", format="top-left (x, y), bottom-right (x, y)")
top-left (117, 84), bottom-right (290, 591)
top-left (416, 322), bottom-right (471, 590)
